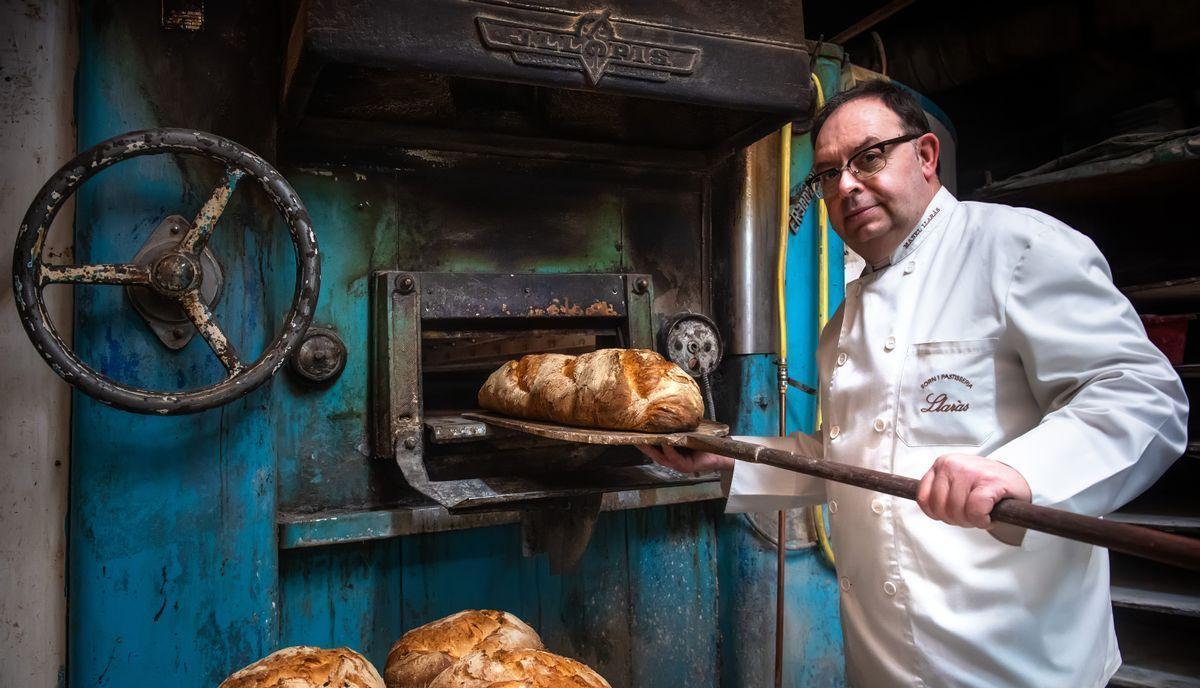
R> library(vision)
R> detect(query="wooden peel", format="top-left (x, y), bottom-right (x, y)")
top-left (465, 411), bottom-right (1200, 572)
top-left (461, 412), bottom-right (730, 446)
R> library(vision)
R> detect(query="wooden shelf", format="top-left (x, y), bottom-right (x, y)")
top-left (1111, 554), bottom-right (1200, 618)
top-left (1107, 512), bottom-right (1200, 534)
top-left (1110, 664), bottom-right (1200, 688)
top-left (1111, 483), bottom-right (1200, 533)
top-left (1112, 609), bottom-right (1200, 687)
top-left (1123, 277), bottom-right (1200, 313)
top-left (1176, 365), bottom-right (1200, 379)
top-left (1111, 586), bottom-right (1200, 618)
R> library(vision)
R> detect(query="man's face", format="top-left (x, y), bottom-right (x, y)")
top-left (812, 97), bottom-right (939, 261)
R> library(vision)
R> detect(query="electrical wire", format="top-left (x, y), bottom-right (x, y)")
top-left (773, 120), bottom-right (793, 688)
top-left (701, 372), bottom-right (716, 421)
top-left (809, 70), bottom-right (837, 569)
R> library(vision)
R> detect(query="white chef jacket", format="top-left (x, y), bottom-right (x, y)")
top-left (727, 187), bottom-right (1188, 688)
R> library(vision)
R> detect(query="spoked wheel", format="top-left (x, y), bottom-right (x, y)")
top-left (12, 128), bottom-right (320, 414)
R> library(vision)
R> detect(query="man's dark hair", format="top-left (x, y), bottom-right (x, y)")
top-left (811, 79), bottom-right (932, 144)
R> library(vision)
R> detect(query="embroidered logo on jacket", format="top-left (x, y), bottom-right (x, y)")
top-left (919, 372), bottom-right (972, 413)
top-left (903, 206), bottom-right (942, 250)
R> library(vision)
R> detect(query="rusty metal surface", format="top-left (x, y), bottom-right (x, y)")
top-left (424, 415), bottom-right (494, 443)
top-left (39, 262), bottom-right (150, 285)
top-left (284, 116), bottom-right (715, 173)
top-left (277, 481), bottom-right (725, 548)
top-left (399, 447), bottom-right (720, 513)
top-left (621, 188), bottom-right (706, 327)
top-left (372, 271), bottom-right (424, 465)
top-left (179, 167), bottom-right (244, 253)
top-left (392, 173), bottom-right (627, 275)
top-left (417, 272), bottom-right (627, 320)
top-left (179, 288), bottom-right (244, 374)
top-left (284, 0), bottom-right (811, 154)
top-left (423, 331), bottom-right (599, 371)
top-left (463, 411), bottom-right (729, 446)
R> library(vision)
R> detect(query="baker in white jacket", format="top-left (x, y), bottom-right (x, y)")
top-left (642, 80), bottom-right (1188, 687)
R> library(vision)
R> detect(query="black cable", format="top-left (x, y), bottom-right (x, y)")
top-left (701, 372), bottom-right (716, 421)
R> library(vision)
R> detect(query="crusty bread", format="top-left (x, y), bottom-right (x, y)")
top-left (385, 610), bottom-right (545, 688)
top-left (477, 348), bottom-right (703, 433)
top-left (427, 648), bottom-right (611, 688)
top-left (219, 646), bottom-right (384, 688)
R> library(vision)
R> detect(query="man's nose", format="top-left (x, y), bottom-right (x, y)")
top-left (834, 166), bottom-right (863, 197)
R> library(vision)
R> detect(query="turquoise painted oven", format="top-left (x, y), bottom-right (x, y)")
top-left (19, 2), bottom-right (847, 685)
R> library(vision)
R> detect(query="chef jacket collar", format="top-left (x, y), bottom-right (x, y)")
top-left (860, 186), bottom-right (957, 276)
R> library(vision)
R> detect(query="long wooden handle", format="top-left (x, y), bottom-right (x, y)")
top-left (683, 434), bottom-right (1200, 572)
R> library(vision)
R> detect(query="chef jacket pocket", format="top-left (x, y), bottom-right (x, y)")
top-left (898, 339), bottom-right (997, 447)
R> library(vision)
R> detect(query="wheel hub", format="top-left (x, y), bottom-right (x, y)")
top-left (151, 251), bottom-right (200, 294)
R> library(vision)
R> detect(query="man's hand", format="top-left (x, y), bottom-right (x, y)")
top-left (637, 445), bottom-right (735, 474)
top-left (916, 454), bottom-right (1032, 529)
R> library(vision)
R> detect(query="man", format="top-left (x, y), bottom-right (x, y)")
top-left (642, 80), bottom-right (1188, 687)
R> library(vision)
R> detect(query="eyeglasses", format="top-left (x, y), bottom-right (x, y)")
top-left (805, 133), bottom-right (923, 199)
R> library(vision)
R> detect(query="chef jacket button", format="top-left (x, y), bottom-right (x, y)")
top-left (883, 581), bottom-right (898, 596)
top-left (871, 499), bottom-right (885, 514)
top-left (873, 418), bottom-right (886, 433)
top-left (840, 577), bottom-right (851, 592)
top-left (884, 335), bottom-right (896, 351)
top-left (828, 500), bottom-right (838, 514)
top-left (829, 425), bottom-right (841, 439)
top-left (836, 352), bottom-right (848, 366)
top-left (904, 261), bottom-right (916, 274)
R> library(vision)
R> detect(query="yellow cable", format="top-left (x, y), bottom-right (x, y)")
top-left (809, 70), bottom-right (836, 568)
top-left (777, 123), bottom-right (792, 364)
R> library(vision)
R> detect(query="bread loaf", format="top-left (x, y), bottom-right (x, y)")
top-left (427, 648), bottom-right (611, 688)
top-left (477, 348), bottom-right (703, 433)
top-left (385, 610), bottom-right (545, 688)
top-left (219, 646), bottom-right (384, 688)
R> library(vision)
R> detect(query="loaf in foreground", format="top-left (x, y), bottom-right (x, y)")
top-left (477, 348), bottom-right (704, 433)
top-left (427, 648), bottom-right (611, 688)
top-left (219, 646), bottom-right (384, 688)
top-left (385, 610), bottom-right (545, 688)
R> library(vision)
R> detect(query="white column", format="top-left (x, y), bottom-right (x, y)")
top-left (0, 0), bottom-right (77, 684)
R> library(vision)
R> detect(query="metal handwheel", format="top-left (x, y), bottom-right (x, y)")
top-left (12, 128), bottom-right (320, 414)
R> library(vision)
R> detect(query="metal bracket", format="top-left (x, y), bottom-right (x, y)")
top-left (521, 494), bottom-right (603, 574)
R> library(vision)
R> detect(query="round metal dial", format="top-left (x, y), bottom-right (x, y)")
top-left (661, 312), bottom-right (722, 377)
top-left (290, 327), bottom-right (347, 385)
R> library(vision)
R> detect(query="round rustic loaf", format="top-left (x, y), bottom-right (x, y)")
top-left (477, 348), bottom-right (703, 433)
top-left (427, 648), bottom-right (611, 688)
top-left (385, 610), bottom-right (545, 688)
top-left (219, 646), bottom-right (384, 688)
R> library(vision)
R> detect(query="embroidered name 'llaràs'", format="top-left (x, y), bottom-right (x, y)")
top-left (921, 393), bottom-right (969, 413)
top-left (919, 370), bottom-right (972, 413)
top-left (903, 206), bottom-right (942, 250)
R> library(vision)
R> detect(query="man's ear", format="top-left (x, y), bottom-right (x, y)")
top-left (916, 132), bottom-right (940, 182)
